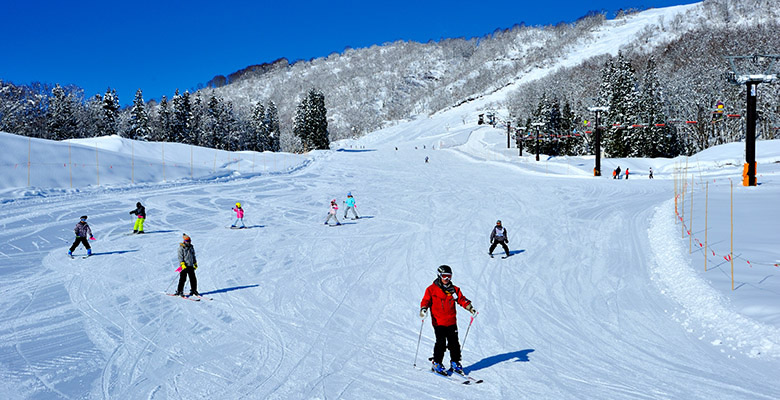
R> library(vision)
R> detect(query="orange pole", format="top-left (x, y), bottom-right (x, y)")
top-left (704, 181), bottom-right (708, 272)
top-left (730, 179), bottom-right (734, 290)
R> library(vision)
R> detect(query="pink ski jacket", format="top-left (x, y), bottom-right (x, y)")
top-left (232, 207), bottom-right (244, 218)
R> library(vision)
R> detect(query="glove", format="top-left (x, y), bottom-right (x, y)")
top-left (419, 308), bottom-right (428, 318)
top-left (89, 236), bottom-right (96, 241)
top-left (465, 304), bottom-right (477, 315)
top-left (193, 263), bottom-right (198, 270)
top-left (180, 262), bottom-right (186, 271)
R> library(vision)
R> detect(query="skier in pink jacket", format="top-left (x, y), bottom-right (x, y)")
top-left (324, 199), bottom-right (341, 226)
top-left (231, 202), bottom-right (246, 228)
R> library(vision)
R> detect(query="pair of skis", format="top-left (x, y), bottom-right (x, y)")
top-left (490, 254), bottom-right (511, 259)
top-left (69, 254), bottom-right (92, 259)
top-left (165, 293), bottom-right (213, 301)
top-left (424, 366), bottom-right (483, 385)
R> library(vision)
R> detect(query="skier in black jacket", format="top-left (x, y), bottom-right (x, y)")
top-left (489, 220), bottom-right (510, 258)
top-left (129, 202), bottom-right (146, 234)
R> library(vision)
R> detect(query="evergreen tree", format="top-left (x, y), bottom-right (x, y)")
top-left (294, 88), bottom-right (329, 151)
top-left (157, 96), bottom-right (172, 141)
top-left (307, 88), bottom-right (330, 150)
top-left (638, 57), bottom-right (678, 157)
top-left (251, 101), bottom-right (267, 151)
top-left (266, 101), bottom-right (281, 152)
top-left (604, 52), bottom-right (638, 157)
top-left (203, 96), bottom-right (224, 149)
top-left (101, 88), bottom-right (120, 137)
top-left (47, 84), bottom-right (78, 140)
top-left (126, 89), bottom-right (150, 140)
top-left (190, 93), bottom-right (205, 146)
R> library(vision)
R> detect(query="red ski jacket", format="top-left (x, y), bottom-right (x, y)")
top-left (420, 279), bottom-right (471, 327)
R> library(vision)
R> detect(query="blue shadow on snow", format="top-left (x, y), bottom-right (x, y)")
top-left (90, 250), bottom-right (138, 256)
top-left (465, 349), bottom-right (535, 374)
top-left (200, 284), bottom-right (259, 296)
top-left (508, 249), bottom-right (525, 256)
top-left (336, 149), bottom-right (376, 153)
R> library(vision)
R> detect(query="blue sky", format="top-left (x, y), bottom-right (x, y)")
top-left (0, 0), bottom-right (695, 106)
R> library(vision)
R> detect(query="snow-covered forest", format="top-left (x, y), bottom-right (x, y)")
top-left (1, 0), bottom-right (778, 155)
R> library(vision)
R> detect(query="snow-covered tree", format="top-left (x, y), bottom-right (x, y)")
top-left (101, 88), bottom-right (120, 137)
top-left (47, 84), bottom-right (79, 140)
top-left (125, 89), bottom-right (150, 140)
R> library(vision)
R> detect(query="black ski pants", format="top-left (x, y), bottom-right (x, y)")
top-left (489, 239), bottom-right (509, 256)
top-left (177, 267), bottom-right (197, 294)
top-left (433, 324), bottom-right (461, 364)
top-left (69, 236), bottom-right (91, 252)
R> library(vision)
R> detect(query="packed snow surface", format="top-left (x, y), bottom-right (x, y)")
top-left (1, 115), bottom-right (780, 399)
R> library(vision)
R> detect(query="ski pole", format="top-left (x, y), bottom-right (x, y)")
top-left (165, 270), bottom-right (179, 292)
top-left (461, 312), bottom-right (478, 352)
top-left (413, 317), bottom-right (425, 367)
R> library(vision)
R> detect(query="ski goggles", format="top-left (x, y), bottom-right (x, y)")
top-left (439, 273), bottom-right (452, 280)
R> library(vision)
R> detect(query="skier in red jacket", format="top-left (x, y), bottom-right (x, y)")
top-left (420, 265), bottom-right (476, 376)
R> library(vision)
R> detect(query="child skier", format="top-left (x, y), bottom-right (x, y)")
top-left (489, 220), bottom-right (510, 258)
top-left (343, 192), bottom-right (359, 220)
top-left (68, 215), bottom-right (94, 257)
top-left (649, 167), bottom-right (654, 179)
top-left (175, 234), bottom-right (199, 297)
top-left (325, 199), bottom-right (341, 226)
top-left (420, 265), bottom-right (477, 376)
top-left (129, 202), bottom-right (146, 233)
top-left (231, 202), bottom-right (246, 228)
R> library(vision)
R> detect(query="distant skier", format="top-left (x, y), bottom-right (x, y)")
top-left (420, 265), bottom-right (476, 376)
top-left (325, 199), bottom-right (341, 226)
top-left (129, 202), bottom-right (146, 234)
top-left (488, 220), bottom-right (510, 258)
top-left (612, 169), bottom-right (617, 179)
top-left (231, 202), bottom-right (246, 228)
top-left (649, 167), bottom-right (654, 179)
top-left (615, 166), bottom-right (621, 179)
top-left (175, 234), bottom-right (199, 297)
top-left (343, 193), bottom-right (359, 220)
top-left (425, 156), bottom-right (429, 163)
top-left (625, 168), bottom-right (629, 180)
top-left (68, 215), bottom-right (94, 257)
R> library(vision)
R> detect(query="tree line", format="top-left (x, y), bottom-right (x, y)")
top-left (0, 82), bottom-right (331, 153)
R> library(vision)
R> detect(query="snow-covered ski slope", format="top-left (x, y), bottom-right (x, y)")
top-left (2, 114), bottom-right (780, 399)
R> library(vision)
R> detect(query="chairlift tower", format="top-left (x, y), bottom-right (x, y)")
top-left (725, 54), bottom-right (780, 186)
top-left (587, 106), bottom-right (608, 176)
top-left (531, 122), bottom-right (545, 161)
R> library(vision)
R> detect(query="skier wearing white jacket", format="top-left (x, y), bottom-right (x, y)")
top-left (324, 199), bottom-right (341, 226)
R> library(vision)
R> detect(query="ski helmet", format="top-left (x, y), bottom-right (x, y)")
top-left (437, 265), bottom-right (452, 277)
top-left (347, 192), bottom-right (352, 197)
top-left (496, 220), bottom-right (502, 224)
top-left (236, 202), bottom-right (241, 207)
top-left (136, 202), bottom-right (142, 207)
top-left (182, 233), bottom-right (191, 243)
top-left (80, 215), bottom-right (88, 220)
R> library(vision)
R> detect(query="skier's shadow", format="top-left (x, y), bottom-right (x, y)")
top-left (199, 284), bottom-right (259, 296)
top-left (508, 249), bottom-right (525, 256)
top-left (90, 250), bottom-right (138, 256)
top-left (465, 349), bottom-right (534, 374)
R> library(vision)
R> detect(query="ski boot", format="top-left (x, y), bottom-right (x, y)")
top-left (68, 250), bottom-right (72, 257)
top-left (336, 223), bottom-right (342, 226)
top-left (174, 291), bottom-right (184, 297)
top-left (189, 291), bottom-right (200, 297)
top-left (431, 361), bottom-right (447, 376)
top-left (133, 230), bottom-right (138, 234)
top-left (87, 249), bottom-right (92, 256)
top-left (450, 361), bottom-right (464, 375)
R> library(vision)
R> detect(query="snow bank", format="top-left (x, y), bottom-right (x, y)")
top-left (649, 198), bottom-right (780, 358)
